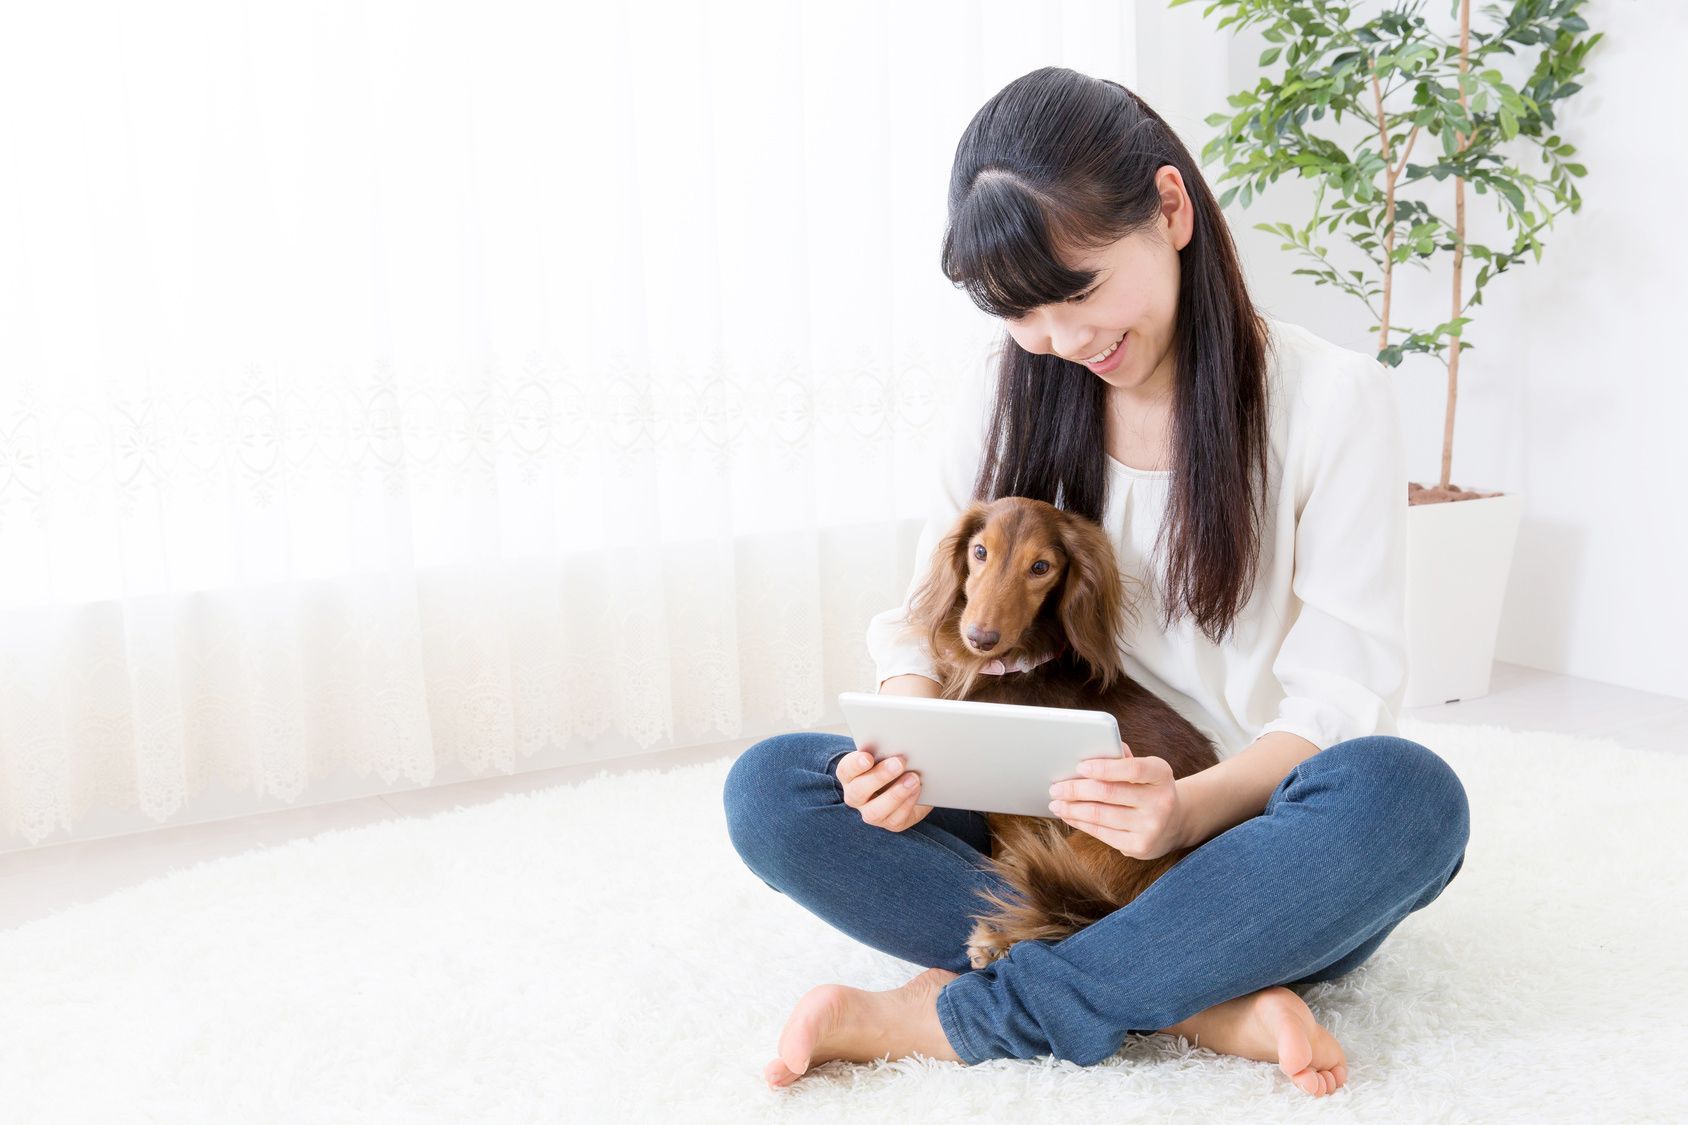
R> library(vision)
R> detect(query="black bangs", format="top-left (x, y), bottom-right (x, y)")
top-left (940, 170), bottom-right (1116, 321)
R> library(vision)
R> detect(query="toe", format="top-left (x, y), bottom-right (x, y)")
top-left (1290, 1063), bottom-right (1339, 1097)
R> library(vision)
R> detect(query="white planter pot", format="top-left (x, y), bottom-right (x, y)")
top-left (1402, 492), bottom-right (1525, 707)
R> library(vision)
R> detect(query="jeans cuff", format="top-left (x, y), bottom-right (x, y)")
top-left (935, 976), bottom-right (987, 1065)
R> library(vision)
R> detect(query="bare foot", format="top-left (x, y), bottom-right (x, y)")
top-left (1162, 986), bottom-right (1349, 1097)
top-left (763, 967), bottom-right (964, 1089)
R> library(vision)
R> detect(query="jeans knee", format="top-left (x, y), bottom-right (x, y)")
top-left (722, 734), bottom-right (788, 842)
top-left (1336, 734), bottom-right (1470, 862)
top-left (722, 730), bottom-right (847, 870)
top-left (1286, 735), bottom-right (1470, 879)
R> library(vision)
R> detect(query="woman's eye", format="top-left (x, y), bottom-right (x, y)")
top-left (1067, 287), bottom-right (1096, 304)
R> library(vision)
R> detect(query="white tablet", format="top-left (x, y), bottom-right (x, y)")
top-left (836, 691), bottom-right (1124, 818)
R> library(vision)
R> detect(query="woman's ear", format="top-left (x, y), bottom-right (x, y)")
top-left (908, 500), bottom-right (990, 659)
top-left (1054, 511), bottom-right (1127, 688)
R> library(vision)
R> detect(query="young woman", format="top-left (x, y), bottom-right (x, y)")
top-left (722, 67), bottom-right (1469, 1098)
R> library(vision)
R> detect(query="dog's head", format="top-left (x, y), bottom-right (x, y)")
top-left (906, 496), bottom-right (1138, 697)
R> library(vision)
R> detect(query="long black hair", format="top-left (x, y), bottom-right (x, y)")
top-left (940, 66), bottom-right (1273, 645)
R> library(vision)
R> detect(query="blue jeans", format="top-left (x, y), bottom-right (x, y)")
top-left (721, 729), bottom-right (1469, 1066)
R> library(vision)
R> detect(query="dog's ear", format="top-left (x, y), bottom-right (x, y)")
top-left (908, 500), bottom-right (990, 659)
top-left (1054, 511), bottom-right (1128, 688)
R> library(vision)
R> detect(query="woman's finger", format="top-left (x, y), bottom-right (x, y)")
top-left (1060, 814), bottom-right (1136, 855)
top-left (1050, 798), bottom-right (1134, 831)
top-left (1055, 778), bottom-right (1144, 807)
top-left (1080, 754), bottom-right (1172, 785)
top-left (838, 745), bottom-right (879, 785)
top-left (882, 787), bottom-right (932, 832)
top-left (861, 768), bottom-right (922, 826)
top-left (1078, 756), bottom-right (1144, 782)
top-left (842, 752), bottom-right (905, 807)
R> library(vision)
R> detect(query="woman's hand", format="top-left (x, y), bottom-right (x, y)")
top-left (1047, 741), bottom-right (1188, 861)
top-left (837, 744), bottom-right (934, 833)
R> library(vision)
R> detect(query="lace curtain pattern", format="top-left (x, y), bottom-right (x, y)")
top-left (0, 0), bottom-right (1140, 846)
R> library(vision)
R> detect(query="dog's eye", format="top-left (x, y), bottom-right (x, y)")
top-left (1031, 561), bottom-right (1049, 576)
top-left (972, 544), bottom-right (986, 561)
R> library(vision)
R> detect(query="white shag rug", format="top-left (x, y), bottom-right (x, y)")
top-left (2, 718), bottom-right (1686, 1123)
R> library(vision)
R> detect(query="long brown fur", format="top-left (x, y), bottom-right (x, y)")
top-left (903, 496), bottom-right (1222, 968)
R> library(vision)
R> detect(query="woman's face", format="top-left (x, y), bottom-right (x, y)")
top-left (1002, 164), bottom-right (1194, 405)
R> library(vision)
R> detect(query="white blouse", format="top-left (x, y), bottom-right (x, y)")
top-left (865, 314), bottom-right (1408, 762)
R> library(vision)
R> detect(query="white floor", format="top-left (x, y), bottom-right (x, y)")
top-left (2, 661), bottom-right (1684, 933)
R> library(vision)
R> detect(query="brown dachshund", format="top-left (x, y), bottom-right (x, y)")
top-left (903, 495), bottom-right (1221, 969)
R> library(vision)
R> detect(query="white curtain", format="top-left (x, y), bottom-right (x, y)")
top-left (0, 0), bottom-right (1144, 847)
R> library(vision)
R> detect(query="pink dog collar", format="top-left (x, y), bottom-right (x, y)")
top-left (978, 639), bottom-right (1069, 675)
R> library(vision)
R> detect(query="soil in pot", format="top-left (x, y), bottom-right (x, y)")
top-left (1408, 481), bottom-right (1504, 506)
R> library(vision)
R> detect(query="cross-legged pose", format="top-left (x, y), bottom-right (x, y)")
top-left (723, 66), bottom-right (1469, 1099)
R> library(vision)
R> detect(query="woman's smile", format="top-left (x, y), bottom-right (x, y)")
top-left (1081, 331), bottom-right (1129, 373)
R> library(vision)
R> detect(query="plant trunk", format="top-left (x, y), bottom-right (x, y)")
top-left (1444, 0), bottom-right (1472, 491)
top-left (1372, 65), bottom-right (1396, 353)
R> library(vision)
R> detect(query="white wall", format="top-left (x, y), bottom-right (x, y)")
top-left (1135, 0), bottom-right (1687, 701)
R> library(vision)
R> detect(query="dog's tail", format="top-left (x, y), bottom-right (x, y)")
top-left (971, 817), bottom-right (1185, 942)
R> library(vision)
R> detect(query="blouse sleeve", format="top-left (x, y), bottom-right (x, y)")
top-left (864, 360), bottom-right (999, 692)
top-left (1255, 358), bottom-right (1409, 751)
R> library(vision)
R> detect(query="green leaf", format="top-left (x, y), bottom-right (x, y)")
top-left (1179, 0), bottom-right (1597, 375)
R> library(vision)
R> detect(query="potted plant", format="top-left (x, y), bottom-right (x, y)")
top-left (1175, 0), bottom-right (1601, 704)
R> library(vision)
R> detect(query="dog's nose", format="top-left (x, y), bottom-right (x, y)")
top-left (966, 625), bottom-right (1000, 651)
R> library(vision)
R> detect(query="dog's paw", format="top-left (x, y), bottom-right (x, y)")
top-left (966, 920), bottom-right (1013, 969)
